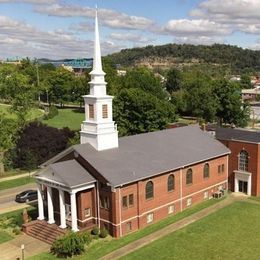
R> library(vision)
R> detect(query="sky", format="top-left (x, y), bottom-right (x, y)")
top-left (0, 0), bottom-right (260, 59)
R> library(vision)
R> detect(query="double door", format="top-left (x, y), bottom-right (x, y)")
top-left (238, 180), bottom-right (248, 194)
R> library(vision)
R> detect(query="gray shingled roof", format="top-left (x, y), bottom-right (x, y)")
top-left (36, 159), bottom-right (96, 188)
top-left (74, 125), bottom-right (230, 187)
top-left (216, 127), bottom-right (260, 144)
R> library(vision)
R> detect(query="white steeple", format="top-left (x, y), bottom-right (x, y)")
top-left (80, 8), bottom-right (118, 151)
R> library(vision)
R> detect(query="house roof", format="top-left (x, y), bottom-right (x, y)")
top-left (36, 159), bottom-right (96, 188)
top-left (74, 125), bottom-right (230, 187)
top-left (216, 127), bottom-right (260, 144)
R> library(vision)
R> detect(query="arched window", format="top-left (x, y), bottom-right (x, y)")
top-left (145, 181), bottom-right (154, 199)
top-left (186, 169), bottom-right (193, 185)
top-left (239, 150), bottom-right (249, 171)
top-left (203, 163), bottom-right (210, 179)
top-left (167, 174), bottom-right (175, 191)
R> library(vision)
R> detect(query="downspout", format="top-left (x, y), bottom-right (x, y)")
top-left (180, 168), bottom-right (183, 212)
top-left (119, 187), bottom-right (122, 237)
top-left (96, 181), bottom-right (100, 228)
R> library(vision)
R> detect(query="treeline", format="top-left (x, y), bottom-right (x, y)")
top-left (108, 43), bottom-right (260, 72)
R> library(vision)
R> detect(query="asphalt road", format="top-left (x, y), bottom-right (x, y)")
top-left (0, 183), bottom-right (37, 214)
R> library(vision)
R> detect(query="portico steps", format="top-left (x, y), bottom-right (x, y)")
top-left (22, 220), bottom-right (67, 244)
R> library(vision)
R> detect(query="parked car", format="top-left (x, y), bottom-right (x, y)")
top-left (15, 190), bottom-right (37, 203)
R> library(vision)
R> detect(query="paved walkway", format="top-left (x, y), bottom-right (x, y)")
top-left (0, 233), bottom-right (50, 260)
top-left (0, 171), bottom-right (36, 183)
top-left (101, 194), bottom-right (248, 260)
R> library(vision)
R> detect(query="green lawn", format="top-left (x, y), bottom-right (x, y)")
top-left (248, 196), bottom-right (260, 202)
top-left (0, 104), bottom-right (44, 121)
top-left (29, 198), bottom-right (223, 260)
top-left (0, 230), bottom-right (13, 244)
top-left (42, 108), bottom-right (84, 130)
top-left (0, 176), bottom-right (35, 191)
top-left (122, 201), bottom-right (260, 260)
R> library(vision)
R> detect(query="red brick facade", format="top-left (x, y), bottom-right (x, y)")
top-left (220, 140), bottom-right (260, 196)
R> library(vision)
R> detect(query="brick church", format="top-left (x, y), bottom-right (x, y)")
top-left (31, 11), bottom-right (232, 238)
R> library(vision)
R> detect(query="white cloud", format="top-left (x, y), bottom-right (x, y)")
top-left (0, 0), bottom-right (57, 4)
top-left (0, 16), bottom-right (123, 59)
top-left (164, 19), bottom-right (232, 37)
top-left (34, 4), bottom-right (155, 30)
top-left (174, 36), bottom-right (224, 45)
top-left (109, 33), bottom-right (154, 43)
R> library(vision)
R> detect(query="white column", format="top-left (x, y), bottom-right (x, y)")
top-left (248, 175), bottom-right (252, 196)
top-left (70, 191), bottom-right (78, 232)
top-left (37, 184), bottom-right (44, 220)
top-left (59, 189), bottom-right (66, 229)
top-left (47, 186), bottom-right (55, 224)
top-left (234, 175), bottom-right (238, 193)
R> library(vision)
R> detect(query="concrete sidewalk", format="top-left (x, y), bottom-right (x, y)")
top-left (0, 233), bottom-right (50, 260)
top-left (0, 171), bottom-right (36, 183)
top-left (101, 194), bottom-right (247, 260)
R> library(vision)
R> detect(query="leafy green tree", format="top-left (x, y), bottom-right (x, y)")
top-left (213, 79), bottom-right (250, 126)
top-left (123, 67), bottom-right (166, 99)
top-left (165, 68), bottom-right (182, 93)
top-left (113, 88), bottom-right (176, 136)
top-left (240, 73), bottom-right (252, 89)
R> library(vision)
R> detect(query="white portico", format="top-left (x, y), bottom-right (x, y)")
top-left (234, 170), bottom-right (252, 195)
top-left (35, 159), bottom-right (96, 232)
top-left (80, 9), bottom-right (118, 151)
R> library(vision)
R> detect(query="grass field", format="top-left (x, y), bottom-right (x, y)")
top-left (123, 201), bottom-right (260, 260)
top-left (0, 104), bottom-right (44, 121)
top-left (0, 176), bottom-right (35, 191)
top-left (42, 108), bottom-right (84, 130)
top-left (29, 198), bottom-right (223, 260)
top-left (0, 230), bottom-right (13, 244)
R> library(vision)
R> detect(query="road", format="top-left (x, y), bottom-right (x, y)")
top-left (0, 183), bottom-right (37, 214)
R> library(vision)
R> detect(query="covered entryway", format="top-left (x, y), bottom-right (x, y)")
top-left (234, 171), bottom-right (251, 195)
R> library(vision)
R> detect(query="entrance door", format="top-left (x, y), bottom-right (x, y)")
top-left (238, 180), bottom-right (248, 194)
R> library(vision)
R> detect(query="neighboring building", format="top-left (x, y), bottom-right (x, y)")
top-left (23, 11), bottom-right (230, 239)
top-left (241, 87), bottom-right (260, 101)
top-left (216, 127), bottom-right (260, 196)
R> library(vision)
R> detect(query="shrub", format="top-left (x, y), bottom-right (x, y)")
top-left (91, 226), bottom-right (99, 236)
top-left (13, 226), bottom-right (21, 235)
top-left (80, 231), bottom-right (92, 245)
top-left (99, 228), bottom-right (108, 238)
top-left (0, 217), bottom-right (16, 229)
top-left (44, 106), bottom-right (58, 119)
top-left (50, 232), bottom-right (85, 258)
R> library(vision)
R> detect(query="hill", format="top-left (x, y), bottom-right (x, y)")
top-left (107, 44), bottom-right (260, 72)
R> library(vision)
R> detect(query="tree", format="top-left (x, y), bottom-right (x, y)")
top-left (123, 67), bottom-right (166, 99)
top-left (213, 79), bottom-right (250, 127)
top-left (12, 122), bottom-right (75, 168)
top-left (240, 73), bottom-right (252, 89)
top-left (165, 68), bottom-right (182, 93)
top-left (113, 88), bottom-right (176, 136)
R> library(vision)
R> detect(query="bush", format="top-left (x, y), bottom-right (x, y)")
top-left (91, 226), bottom-right (99, 236)
top-left (50, 232), bottom-right (85, 258)
top-left (99, 228), bottom-right (108, 238)
top-left (0, 217), bottom-right (16, 229)
top-left (44, 106), bottom-right (58, 119)
top-left (80, 231), bottom-right (92, 245)
top-left (13, 226), bottom-right (21, 235)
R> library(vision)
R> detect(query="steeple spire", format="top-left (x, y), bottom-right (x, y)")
top-left (92, 7), bottom-right (104, 75)
top-left (80, 7), bottom-right (118, 151)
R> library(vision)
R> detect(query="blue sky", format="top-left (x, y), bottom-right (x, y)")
top-left (0, 0), bottom-right (259, 59)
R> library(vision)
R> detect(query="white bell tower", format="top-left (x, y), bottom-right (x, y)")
top-left (80, 9), bottom-right (118, 151)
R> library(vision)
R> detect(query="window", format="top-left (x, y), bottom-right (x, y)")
top-left (186, 169), bottom-right (193, 185)
top-left (168, 205), bottom-right (175, 214)
top-left (187, 198), bottom-right (192, 206)
top-left (129, 194), bottom-right (134, 207)
top-left (204, 191), bottom-right (208, 199)
top-left (122, 196), bottom-right (128, 208)
top-left (218, 165), bottom-right (221, 174)
top-left (147, 213), bottom-right (154, 223)
top-left (221, 164), bottom-right (225, 173)
top-left (126, 222), bottom-right (132, 232)
top-left (89, 104), bottom-right (94, 119)
top-left (84, 208), bottom-right (91, 218)
top-left (239, 150), bottom-right (249, 171)
top-left (167, 174), bottom-right (175, 192)
top-left (203, 163), bottom-right (210, 179)
top-left (145, 181), bottom-right (154, 200)
top-left (102, 104), bottom-right (108, 118)
top-left (100, 196), bottom-right (110, 209)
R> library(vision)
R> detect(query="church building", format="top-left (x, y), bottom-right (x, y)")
top-left (23, 11), bottom-right (230, 240)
